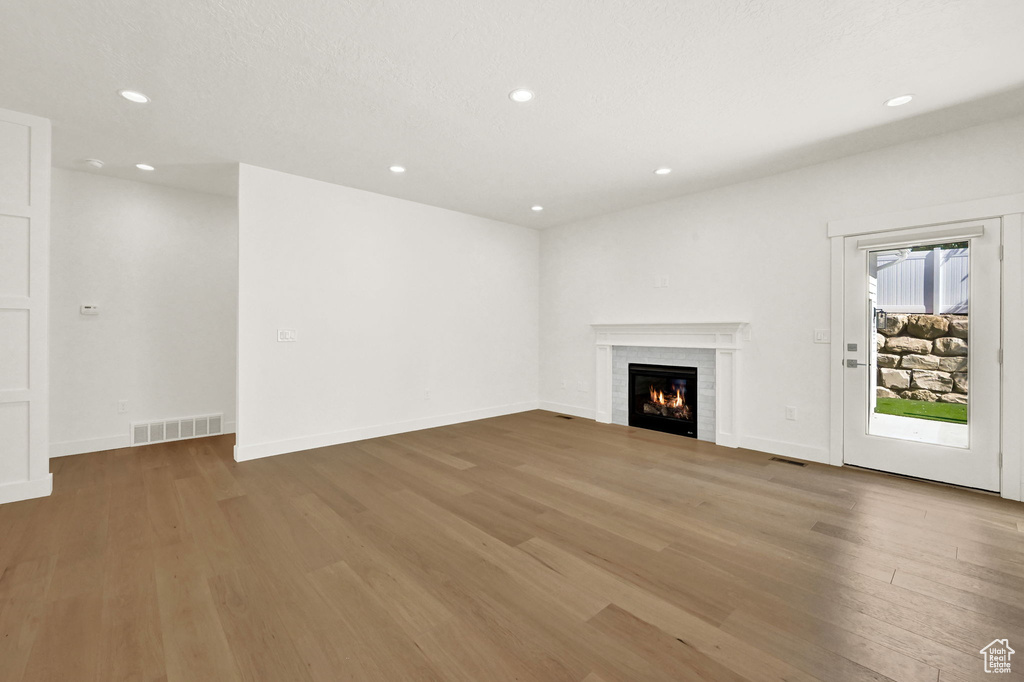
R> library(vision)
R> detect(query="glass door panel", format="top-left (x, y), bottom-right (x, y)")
top-left (867, 242), bottom-right (969, 448)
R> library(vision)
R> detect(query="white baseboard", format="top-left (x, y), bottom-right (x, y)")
top-left (234, 401), bottom-right (540, 462)
top-left (537, 401), bottom-right (596, 420)
top-left (50, 421), bottom-right (237, 458)
top-left (739, 435), bottom-right (831, 465)
top-left (0, 474), bottom-right (52, 504)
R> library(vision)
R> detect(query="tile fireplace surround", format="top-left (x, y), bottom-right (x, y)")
top-left (591, 323), bottom-right (750, 447)
top-left (613, 347), bottom-right (715, 441)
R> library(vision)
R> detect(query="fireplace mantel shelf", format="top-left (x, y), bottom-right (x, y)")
top-left (590, 322), bottom-right (750, 349)
top-left (591, 322), bottom-right (750, 448)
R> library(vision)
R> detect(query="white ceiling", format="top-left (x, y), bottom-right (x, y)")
top-left (3, 0), bottom-right (1024, 228)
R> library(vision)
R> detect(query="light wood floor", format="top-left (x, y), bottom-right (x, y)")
top-left (2, 411), bottom-right (1024, 681)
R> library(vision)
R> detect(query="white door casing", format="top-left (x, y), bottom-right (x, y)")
top-left (842, 220), bottom-right (1001, 491)
top-left (0, 107), bottom-right (51, 504)
top-left (828, 193), bottom-right (1024, 501)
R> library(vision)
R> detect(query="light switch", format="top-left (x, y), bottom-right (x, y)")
top-left (80, 304), bottom-right (99, 316)
top-left (813, 329), bottom-right (830, 344)
top-left (277, 329), bottom-right (297, 342)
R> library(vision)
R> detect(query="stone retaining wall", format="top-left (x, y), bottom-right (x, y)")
top-left (875, 314), bottom-right (968, 404)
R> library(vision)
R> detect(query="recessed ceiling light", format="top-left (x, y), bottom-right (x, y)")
top-left (531, 205), bottom-right (544, 212)
top-left (119, 90), bottom-right (150, 104)
top-left (82, 159), bottom-right (105, 169)
top-left (135, 163), bottom-right (155, 171)
top-left (884, 94), bottom-right (914, 107)
top-left (389, 165), bottom-right (406, 173)
top-left (654, 167), bottom-right (673, 175)
top-left (509, 89), bottom-right (534, 103)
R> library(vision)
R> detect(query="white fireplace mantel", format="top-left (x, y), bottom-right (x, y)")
top-left (591, 322), bottom-right (750, 447)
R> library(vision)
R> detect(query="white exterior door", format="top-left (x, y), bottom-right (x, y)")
top-left (842, 219), bottom-right (1001, 491)
top-left (0, 107), bottom-right (51, 504)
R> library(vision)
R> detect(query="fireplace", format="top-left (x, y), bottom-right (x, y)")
top-left (628, 363), bottom-right (699, 438)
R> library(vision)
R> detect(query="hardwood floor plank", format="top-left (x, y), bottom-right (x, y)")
top-left (662, 535), bottom-right (1022, 668)
top-left (97, 586), bottom-right (166, 682)
top-left (719, 609), bottom-right (919, 682)
top-left (290, 492), bottom-right (454, 636)
top-left (526, 508), bottom-right (739, 626)
top-left (208, 568), bottom-right (315, 682)
top-left (174, 475), bottom-right (247, 575)
top-left (516, 536), bottom-right (819, 681)
top-left (0, 566), bottom-right (49, 681)
top-left (153, 543), bottom-right (241, 682)
top-left (463, 464), bottom-right (676, 551)
top-left (21, 594), bottom-right (104, 682)
top-left (423, 488), bottom-right (544, 546)
top-left (891, 568), bottom-right (1024, 629)
top-left (395, 436), bottom-right (477, 470)
top-left (2, 411), bottom-right (1021, 681)
top-left (143, 466), bottom-right (188, 548)
top-left (357, 438), bottom-right (477, 496)
top-left (190, 438), bottom-right (245, 501)
top-left (305, 560), bottom-right (444, 681)
top-left (655, 542), bottom-right (987, 679)
top-left (390, 488), bottom-right (611, 622)
top-left (586, 603), bottom-right (748, 682)
top-left (412, 616), bottom-right (545, 682)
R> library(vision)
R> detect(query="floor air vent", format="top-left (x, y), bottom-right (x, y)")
top-left (131, 413), bottom-right (224, 446)
top-left (769, 456), bottom-right (807, 467)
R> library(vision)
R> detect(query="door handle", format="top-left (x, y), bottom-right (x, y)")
top-left (845, 359), bottom-right (868, 368)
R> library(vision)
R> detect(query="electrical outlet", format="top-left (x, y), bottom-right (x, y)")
top-left (785, 406), bottom-right (797, 421)
top-left (424, 389), bottom-right (431, 401)
top-left (813, 329), bottom-right (830, 344)
top-left (117, 400), bottom-right (129, 414)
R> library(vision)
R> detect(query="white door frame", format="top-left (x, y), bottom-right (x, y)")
top-left (0, 108), bottom-right (51, 504)
top-left (828, 193), bottom-right (1024, 502)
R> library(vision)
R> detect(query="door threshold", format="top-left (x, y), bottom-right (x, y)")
top-left (843, 464), bottom-right (1000, 496)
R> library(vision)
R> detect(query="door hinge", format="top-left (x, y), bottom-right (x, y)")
top-left (998, 348), bottom-right (1004, 365)
top-left (999, 245), bottom-right (1004, 261)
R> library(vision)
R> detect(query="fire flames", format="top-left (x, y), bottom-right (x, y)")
top-left (649, 385), bottom-right (685, 408)
top-left (643, 382), bottom-right (693, 421)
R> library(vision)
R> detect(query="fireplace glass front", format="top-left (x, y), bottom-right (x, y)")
top-left (628, 363), bottom-right (699, 438)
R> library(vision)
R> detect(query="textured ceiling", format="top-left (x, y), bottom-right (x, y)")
top-left (2, 0), bottom-right (1024, 227)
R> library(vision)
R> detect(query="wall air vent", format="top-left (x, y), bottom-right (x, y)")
top-left (131, 413), bottom-right (224, 446)
top-left (133, 424), bottom-right (149, 445)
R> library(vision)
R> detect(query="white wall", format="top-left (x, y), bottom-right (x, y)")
top-left (236, 165), bottom-right (539, 461)
top-left (540, 114), bottom-right (1024, 463)
top-left (50, 169), bottom-right (238, 456)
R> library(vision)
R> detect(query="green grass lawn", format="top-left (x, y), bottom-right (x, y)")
top-left (875, 397), bottom-right (967, 424)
